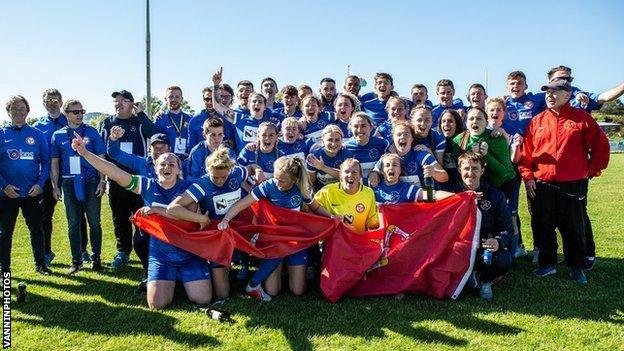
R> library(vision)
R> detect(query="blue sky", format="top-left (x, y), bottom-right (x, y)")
top-left (1, 0), bottom-right (623, 120)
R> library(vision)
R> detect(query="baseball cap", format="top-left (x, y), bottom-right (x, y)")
top-left (540, 80), bottom-right (572, 92)
top-left (111, 90), bottom-right (135, 102)
top-left (149, 133), bottom-right (169, 145)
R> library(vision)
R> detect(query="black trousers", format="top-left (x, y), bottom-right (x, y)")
top-left (0, 196), bottom-right (46, 269)
top-left (582, 184), bottom-right (595, 257)
top-left (42, 180), bottom-right (89, 254)
top-left (529, 179), bottom-right (587, 268)
top-left (475, 248), bottom-right (513, 283)
top-left (107, 181), bottom-right (143, 255)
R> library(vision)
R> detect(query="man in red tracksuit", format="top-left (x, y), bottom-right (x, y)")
top-left (518, 79), bottom-right (610, 284)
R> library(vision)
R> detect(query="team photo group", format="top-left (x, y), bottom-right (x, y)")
top-left (1, 64), bottom-right (620, 309)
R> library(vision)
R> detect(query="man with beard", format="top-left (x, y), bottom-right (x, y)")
top-left (319, 78), bottom-right (337, 112)
top-left (343, 75), bottom-right (362, 97)
top-left (154, 86), bottom-right (192, 159)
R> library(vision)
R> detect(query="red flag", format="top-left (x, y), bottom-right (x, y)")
top-left (132, 213), bottom-right (265, 267)
top-left (320, 192), bottom-right (480, 302)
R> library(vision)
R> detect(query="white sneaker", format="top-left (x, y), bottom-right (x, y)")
top-left (246, 282), bottom-right (272, 302)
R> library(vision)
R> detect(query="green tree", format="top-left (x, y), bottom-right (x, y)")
top-left (599, 99), bottom-right (624, 115)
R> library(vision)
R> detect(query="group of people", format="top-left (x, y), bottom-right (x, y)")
top-left (0, 64), bottom-right (616, 307)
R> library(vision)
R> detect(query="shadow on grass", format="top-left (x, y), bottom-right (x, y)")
top-left (223, 255), bottom-right (624, 351)
top-left (12, 292), bottom-right (219, 348)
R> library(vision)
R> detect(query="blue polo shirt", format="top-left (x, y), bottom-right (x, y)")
top-left (503, 92), bottom-right (546, 136)
top-left (302, 111), bottom-right (334, 145)
top-left (251, 178), bottom-right (312, 210)
top-left (155, 111), bottom-right (193, 157)
top-left (0, 125), bottom-right (50, 197)
top-left (306, 147), bottom-right (353, 191)
top-left (186, 142), bottom-right (236, 181)
top-left (374, 148), bottom-right (437, 187)
top-left (360, 92), bottom-right (391, 127)
top-left (238, 148), bottom-right (278, 178)
top-left (432, 99), bottom-right (465, 129)
top-left (233, 111), bottom-right (274, 153)
top-left (344, 136), bottom-right (389, 182)
top-left (51, 124), bottom-right (105, 180)
top-left (33, 113), bottom-right (68, 146)
top-left (415, 130), bottom-right (446, 156)
top-left (374, 180), bottom-right (420, 204)
top-left (187, 110), bottom-right (236, 151)
top-left (278, 138), bottom-right (314, 161)
top-left (185, 166), bottom-right (248, 219)
top-left (107, 140), bottom-right (156, 179)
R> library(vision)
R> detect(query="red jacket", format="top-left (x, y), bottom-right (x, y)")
top-left (518, 104), bottom-right (610, 182)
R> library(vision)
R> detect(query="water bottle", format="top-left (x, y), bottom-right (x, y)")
top-left (17, 282), bottom-right (26, 302)
top-left (423, 177), bottom-right (435, 203)
top-left (200, 307), bottom-right (231, 322)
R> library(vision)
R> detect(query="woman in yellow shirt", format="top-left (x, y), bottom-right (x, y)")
top-left (315, 158), bottom-right (379, 232)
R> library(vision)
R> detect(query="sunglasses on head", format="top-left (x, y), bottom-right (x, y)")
top-left (45, 98), bottom-right (61, 104)
top-left (67, 109), bottom-right (86, 115)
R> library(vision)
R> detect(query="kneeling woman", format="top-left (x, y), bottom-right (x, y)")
top-left (217, 157), bottom-right (332, 301)
top-left (459, 152), bottom-right (513, 301)
top-left (70, 133), bottom-right (211, 309)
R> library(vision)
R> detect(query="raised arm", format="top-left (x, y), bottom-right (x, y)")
top-left (71, 132), bottom-right (134, 191)
top-left (211, 67), bottom-right (234, 121)
top-left (597, 82), bottom-right (624, 104)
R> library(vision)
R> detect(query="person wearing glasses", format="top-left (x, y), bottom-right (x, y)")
top-left (50, 100), bottom-right (106, 274)
top-left (99, 90), bottom-right (159, 269)
top-left (187, 86), bottom-right (236, 151)
top-left (0, 95), bottom-right (51, 276)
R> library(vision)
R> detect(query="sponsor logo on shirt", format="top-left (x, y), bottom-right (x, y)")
top-left (290, 195), bottom-right (302, 207)
top-left (7, 149), bottom-right (20, 160)
top-left (509, 111), bottom-right (519, 121)
top-left (368, 149), bottom-right (380, 159)
top-left (479, 199), bottom-right (491, 211)
top-left (355, 203), bottom-right (365, 213)
top-left (228, 178), bottom-right (238, 190)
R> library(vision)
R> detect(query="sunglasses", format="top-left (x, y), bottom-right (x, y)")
top-left (45, 98), bottom-right (61, 104)
top-left (553, 76), bottom-right (574, 83)
top-left (66, 109), bottom-right (86, 115)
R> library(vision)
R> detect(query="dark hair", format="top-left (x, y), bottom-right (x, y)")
top-left (202, 117), bottom-right (224, 133)
top-left (237, 80), bottom-right (254, 90)
top-left (219, 84), bottom-right (234, 96)
top-left (436, 79), bottom-right (455, 91)
top-left (547, 65), bottom-right (572, 80)
top-left (320, 77), bottom-right (336, 85)
top-left (281, 85), bottom-right (298, 97)
top-left (468, 83), bottom-right (486, 94)
top-left (374, 72), bottom-right (393, 85)
top-left (438, 109), bottom-right (464, 138)
top-left (345, 75), bottom-right (360, 83)
top-left (261, 77), bottom-right (278, 89)
top-left (43, 88), bottom-right (62, 101)
top-left (507, 71), bottom-right (526, 81)
top-left (411, 84), bottom-right (428, 94)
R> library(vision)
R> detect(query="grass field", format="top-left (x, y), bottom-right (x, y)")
top-left (7, 155), bottom-right (624, 350)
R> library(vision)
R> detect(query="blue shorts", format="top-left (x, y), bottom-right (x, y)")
top-left (284, 249), bottom-right (308, 266)
top-left (147, 241), bottom-right (211, 283)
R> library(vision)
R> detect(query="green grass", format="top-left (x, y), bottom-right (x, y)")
top-left (8, 155), bottom-right (624, 350)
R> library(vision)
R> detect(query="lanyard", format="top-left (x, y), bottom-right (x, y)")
top-left (167, 112), bottom-right (183, 137)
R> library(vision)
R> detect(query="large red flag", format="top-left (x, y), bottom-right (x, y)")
top-left (320, 192), bottom-right (480, 302)
top-left (131, 214), bottom-right (265, 267)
